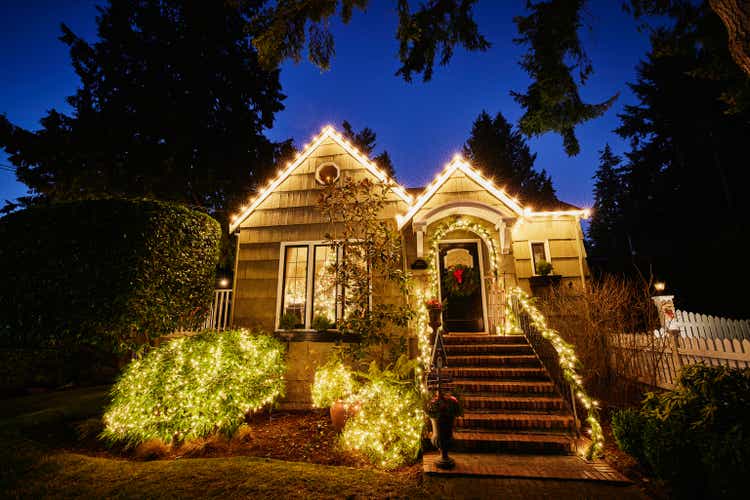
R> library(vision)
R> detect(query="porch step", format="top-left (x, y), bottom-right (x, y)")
top-left (462, 395), bottom-right (565, 412)
top-left (443, 334), bottom-right (526, 345)
top-left (444, 344), bottom-right (533, 355)
top-left (449, 379), bottom-right (556, 395)
top-left (457, 412), bottom-right (574, 432)
top-left (441, 367), bottom-right (547, 380)
top-left (451, 430), bottom-right (573, 455)
top-left (446, 355), bottom-right (540, 367)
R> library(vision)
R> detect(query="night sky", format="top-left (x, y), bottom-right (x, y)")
top-left (0, 1), bottom-right (652, 209)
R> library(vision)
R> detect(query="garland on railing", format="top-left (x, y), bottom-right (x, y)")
top-left (507, 287), bottom-right (604, 458)
top-left (413, 287), bottom-right (432, 393)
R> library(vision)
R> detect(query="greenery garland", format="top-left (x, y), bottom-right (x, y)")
top-left (442, 264), bottom-right (480, 297)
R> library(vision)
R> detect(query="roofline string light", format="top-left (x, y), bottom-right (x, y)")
top-left (229, 124), bottom-right (413, 233)
top-left (230, 125), bottom-right (591, 234)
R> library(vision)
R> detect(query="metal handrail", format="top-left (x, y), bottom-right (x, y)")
top-left (509, 294), bottom-right (581, 436)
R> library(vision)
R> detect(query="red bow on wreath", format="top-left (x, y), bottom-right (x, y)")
top-left (453, 268), bottom-right (464, 284)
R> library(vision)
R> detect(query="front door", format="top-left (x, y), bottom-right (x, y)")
top-left (438, 241), bottom-right (485, 332)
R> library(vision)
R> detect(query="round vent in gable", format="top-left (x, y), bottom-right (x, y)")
top-left (315, 162), bottom-right (340, 185)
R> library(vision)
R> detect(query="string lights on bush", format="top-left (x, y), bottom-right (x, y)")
top-left (102, 330), bottom-right (286, 446)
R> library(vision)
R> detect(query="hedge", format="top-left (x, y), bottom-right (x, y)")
top-left (612, 365), bottom-right (750, 499)
top-left (0, 199), bottom-right (221, 353)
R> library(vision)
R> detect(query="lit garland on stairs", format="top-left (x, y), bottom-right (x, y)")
top-left (507, 287), bottom-right (604, 459)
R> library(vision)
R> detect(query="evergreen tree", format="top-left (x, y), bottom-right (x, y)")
top-left (341, 120), bottom-right (397, 179)
top-left (612, 3), bottom-right (750, 315)
top-left (588, 145), bottom-right (625, 257)
top-left (0, 0), bottom-right (287, 216)
top-left (462, 111), bottom-right (559, 208)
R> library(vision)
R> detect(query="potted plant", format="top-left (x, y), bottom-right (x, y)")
top-left (425, 298), bottom-right (443, 329)
top-left (311, 314), bottom-right (334, 332)
top-left (529, 260), bottom-right (561, 296)
top-left (427, 391), bottom-right (463, 469)
top-left (279, 312), bottom-right (299, 331)
top-left (311, 357), bottom-right (358, 432)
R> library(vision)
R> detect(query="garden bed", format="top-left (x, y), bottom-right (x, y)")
top-left (25, 407), bottom-right (420, 475)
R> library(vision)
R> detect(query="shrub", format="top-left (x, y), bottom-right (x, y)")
top-left (611, 407), bottom-right (647, 464)
top-left (612, 365), bottom-right (750, 498)
top-left (0, 199), bottom-right (221, 353)
top-left (101, 330), bottom-right (285, 446)
top-left (535, 259), bottom-right (553, 276)
top-left (340, 356), bottom-right (424, 469)
top-left (311, 315), bottom-right (334, 332)
top-left (311, 357), bottom-right (357, 408)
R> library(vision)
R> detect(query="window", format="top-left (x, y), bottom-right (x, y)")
top-left (281, 246), bottom-right (309, 328)
top-left (279, 242), bottom-right (340, 330)
top-left (530, 241), bottom-right (551, 275)
top-left (313, 245), bottom-right (338, 323)
top-left (315, 162), bottom-right (340, 185)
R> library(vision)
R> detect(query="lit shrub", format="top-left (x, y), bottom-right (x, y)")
top-left (341, 379), bottom-right (424, 469)
top-left (102, 330), bottom-right (285, 446)
top-left (311, 358), bottom-right (357, 408)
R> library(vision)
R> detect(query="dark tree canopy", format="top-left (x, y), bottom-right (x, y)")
top-left (462, 111), bottom-right (558, 209)
top-left (252, 0), bottom-right (750, 158)
top-left (0, 0), bottom-right (287, 215)
top-left (587, 144), bottom-right (626, 258)
top-left (590, 3), bottom-right (750, 315)
top-left (341, 120), bottom-right (397, 179)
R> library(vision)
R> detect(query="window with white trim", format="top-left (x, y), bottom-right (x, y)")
top-left (530, 241), bottom-right (551, 275)
top-left (279, 242), bottom-right (341, 330)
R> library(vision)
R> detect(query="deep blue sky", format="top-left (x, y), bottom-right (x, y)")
top-left (0, 1), bottom-right (652, 208)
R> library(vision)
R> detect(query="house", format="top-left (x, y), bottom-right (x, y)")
top-left (228, 125), bottom-right (589, 408)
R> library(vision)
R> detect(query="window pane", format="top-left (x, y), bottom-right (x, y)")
top-left (313, 245), bottom-right (337, 325)
top-left (282, 246), bottom-right (308, 328)
top-left (531, 242), bottom-right (546, 274)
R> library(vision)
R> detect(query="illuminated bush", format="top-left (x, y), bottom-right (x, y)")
top-left (341, 379), bottom-right (424, 469)
top-left (311, 358), bottom-right (357, 408)
top-left (102, 330), bottom-right (285, 446)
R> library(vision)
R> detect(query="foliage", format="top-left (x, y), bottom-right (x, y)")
top-left (311, 356), bottom-right (358, 408)
top-left (102, 330), bottom-right (286, 447)
top-left (612, 365), bottom-right (750, 498)
top-left (279, 312), bottom-right (299, 331)
top-left (587, 144), bottom-right (627, 258)
top-left (318, 177), bottom-right (413, 366)
top-left (593, 3), bottom-right (750, 316)
top-left (611, 407), bottom-right (648, 464)
top-left (541, 275), bottom-right (661, 405)
top-left (0, 199), bottom-right (220, 354)
top-left (340, 356), bottom-right (424, 469)
top-left (426, 392), bottom-right (463, 419)
top-left (462, 110), bottom-right (558, 208)
top-left (442, 264), bottom-right (480, 297)
top-left (311, 315), bottom-right (335, 332)
top-left (341, 120), bottom-right (397, 179)
top-left (512, 0), bottom-right (618, 155)
top-left (0, 0), bottom-right (288, 215)
top-left (535, 260), bottom-right (553, 276)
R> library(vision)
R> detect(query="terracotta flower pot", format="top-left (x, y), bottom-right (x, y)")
top-left (330, 400), bottom-right (348, 432)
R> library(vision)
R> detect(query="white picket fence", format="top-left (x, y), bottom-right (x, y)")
top-left (615, 331), bottom-right (750, 389)
top-left (203, 289), bottom-right (232, 331)
top-left (672, 309), bottom-right (750, 341)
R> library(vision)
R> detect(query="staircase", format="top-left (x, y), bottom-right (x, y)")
top-left (441, 333), bottom-right (576, 454)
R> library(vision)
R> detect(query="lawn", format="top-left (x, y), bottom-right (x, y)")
top-left (0, 387), bottom-right (649, 499)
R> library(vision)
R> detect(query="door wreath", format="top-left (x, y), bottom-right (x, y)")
top-left (442, 264), bottom-right (479, 297)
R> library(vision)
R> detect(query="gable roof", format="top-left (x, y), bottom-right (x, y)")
top-left (396, 155), bottom-right (526, 230)
top-left (229, 125), bottom-right (413, 233)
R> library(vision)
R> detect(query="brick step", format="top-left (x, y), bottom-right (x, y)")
top-left (457, 411), bottom-right (574, 432)
top-left (462, 395), bottom-right (565, 412)
top-left (444, 344), bottom-right (533, 355)
top-left (446, 355), bottom-right (540, 367)
top-left (441, 367), bottom-right (547, 380)
top-left (451, 430), bottom-right (573, 454)
top-left (443, 334), bottom-right (527, 345)
top-left (448, 379), bottom-right (556, 394)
